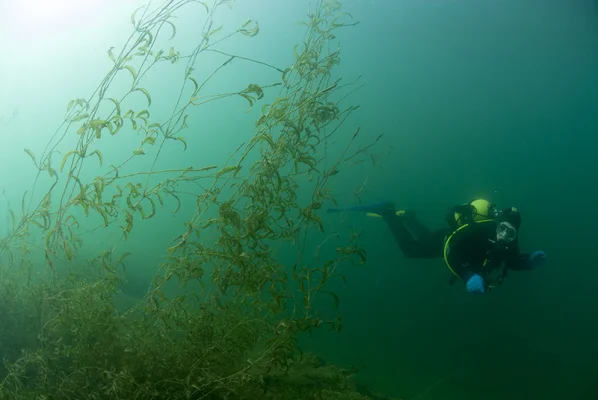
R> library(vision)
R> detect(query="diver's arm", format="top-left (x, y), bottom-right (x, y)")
top-left (507, 254), bottom-right (534, 270)
top-left (444, 204), bottom-right (474, 230)
top-left (504, 242), bottom-right (534, 270)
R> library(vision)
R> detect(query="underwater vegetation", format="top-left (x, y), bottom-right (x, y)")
top-left (0, 0), bottom-right (393, 398)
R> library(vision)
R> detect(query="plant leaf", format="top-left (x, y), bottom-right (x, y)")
top-left (60, 150), bottom-right (81, 172)
top-left (136, 110), bottom-right (150, 119)
top-left (174, 136), bottom-right (187, 150)
top-left (215, 165), bottom-right (240, 178)
top-left (107, 98), bottom-right (121, 116)
top-left (131, 6), bottom-right (143, 28)
top-left (24, 149), bottom-right (37, 167)
top-left (321, 290), bottom-right (340, 309)
top-left (198, 1), bottom-right (209, 13)
top-left (188, 76), bottom-right (199, 93)
top-left (133, 88), bottom-right (151, 106)
top-left (123, 65), bottom-right (137, 81)
top-left (108, 47), bottom-right (116, 62)
top-left (164, 20), bottom-right (176, 40)
top-left (71, 113), bottom-right (89, 122)
top-left (89, 150), bottom-right (103, 166)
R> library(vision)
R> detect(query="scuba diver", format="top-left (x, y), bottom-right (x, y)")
top-left (328, 199), bottom-right (547, 294)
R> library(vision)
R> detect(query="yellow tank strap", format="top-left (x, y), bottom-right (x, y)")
top-left (443, 219), bottom-right (495, 278)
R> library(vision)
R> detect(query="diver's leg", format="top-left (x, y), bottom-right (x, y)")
top-left (419, 227), bottom-right (452, 258)
top-left (325, 201), bottom-right (446, 259)
top-left (327, 201), bottom-right (396, 215)
top-left (378, 210), bottom-right (430, 259)
top-left (401, 211), bottom-right (432, 241)
top-left (380, 210), bottom-right (448, 259)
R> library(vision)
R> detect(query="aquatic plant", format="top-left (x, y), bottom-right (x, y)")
top-left (0, 0), bottom-right (387, 398)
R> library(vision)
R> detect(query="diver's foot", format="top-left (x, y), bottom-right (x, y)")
top-left (397, 209), bottom-right (415, 219)
top-left (369, 207), bottom-right (412, 219)
top-left (355, 201), bottom-right (396, 215)
top-left (356, 201), bottom-right (399, 218)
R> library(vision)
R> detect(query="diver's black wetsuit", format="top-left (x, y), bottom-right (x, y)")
top-left (379, 209), bottom-right (451, 259)
top-left (378, 204), bottom-right (532, 282)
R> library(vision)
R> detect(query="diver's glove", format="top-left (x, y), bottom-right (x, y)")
top-left (466, 274), bottom-right (485, 294)
top-left (528, 251), bottom-right (547, 268)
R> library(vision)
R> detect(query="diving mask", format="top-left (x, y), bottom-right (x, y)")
top-left (496, 221), bottom-right (517, 242)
